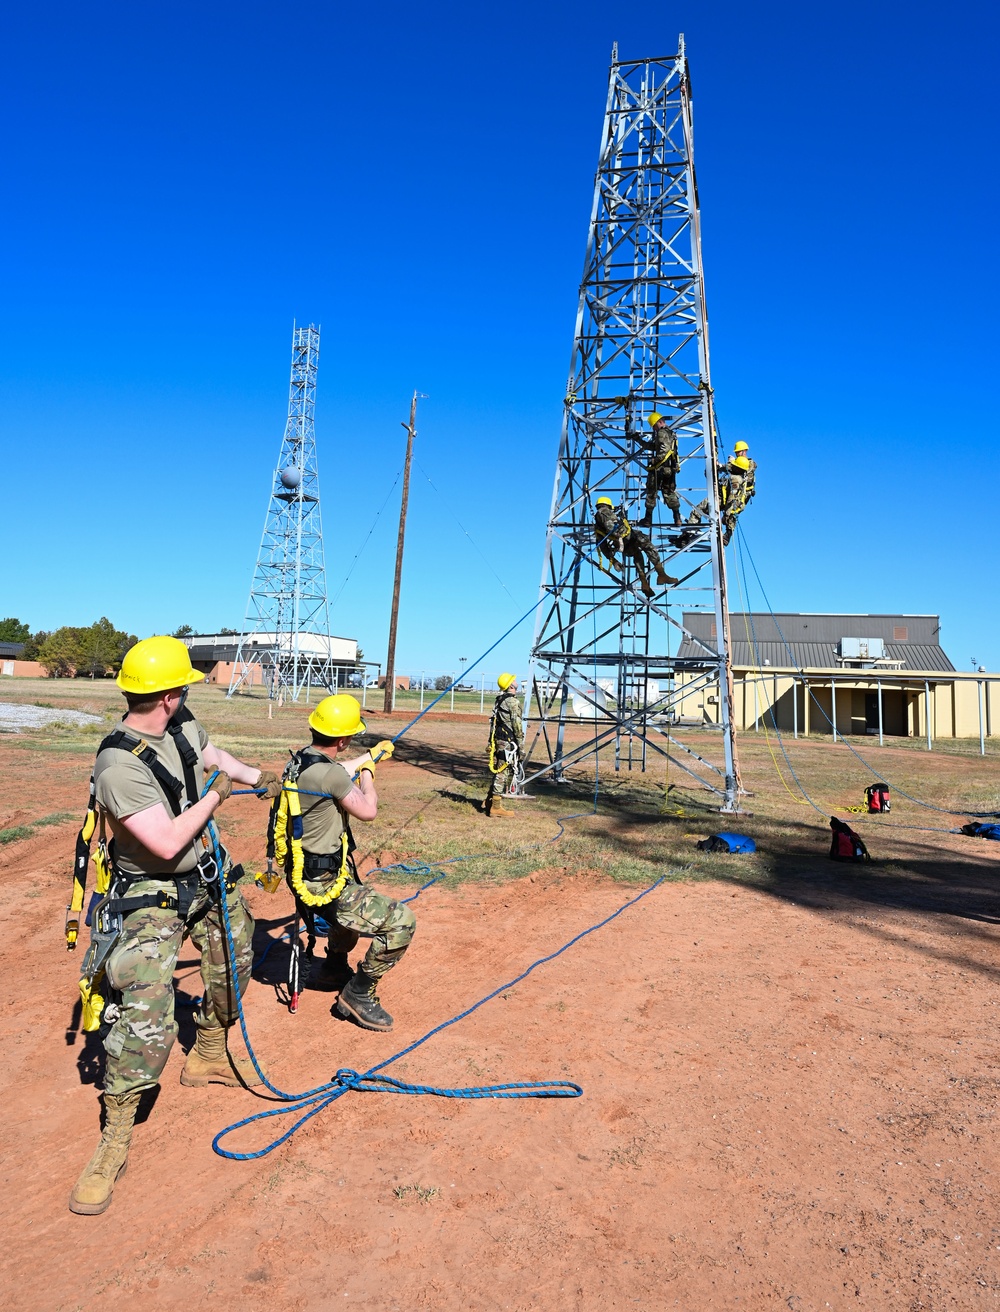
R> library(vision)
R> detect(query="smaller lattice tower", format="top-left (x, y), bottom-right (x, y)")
top-left (229, 324), bottom-right (336, 700)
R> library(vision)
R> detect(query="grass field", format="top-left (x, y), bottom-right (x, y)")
top-left (3, 678), bottom-right (1000, 1308)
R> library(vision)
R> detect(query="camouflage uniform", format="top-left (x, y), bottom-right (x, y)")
top-left (295, 753), bottom-right (415, 981)
top-left (485, 688), bottom-right (523, 804)
top-left (102, 884), bottom-right (254, 1095)
top-left (672, 498), bottom-right (709, 547)
top-left (721, 456), bottom-right (756, 543)
top-left (92, 712), bottom-right (255, 1096)
top-left (594, 503), bottom-right (677, 598)
top-left (304, 873), bottom-right (415, 980)
top-left (639, 423), bottom-right (681, 526)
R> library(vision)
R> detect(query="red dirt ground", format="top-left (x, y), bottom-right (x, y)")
top-left (3, 720), bottom-right (1000, 1310)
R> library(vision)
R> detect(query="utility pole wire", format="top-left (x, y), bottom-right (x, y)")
top-left (327, 469), bottom-right (402, 611)
top-left (413, 457), bottom-right (519, 607)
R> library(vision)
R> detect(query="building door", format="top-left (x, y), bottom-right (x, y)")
top-left (865, 692), bottom-right (879, 733)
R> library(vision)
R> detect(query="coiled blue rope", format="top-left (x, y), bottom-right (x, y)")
top-left (204, 791), bottom-right (666, 1160)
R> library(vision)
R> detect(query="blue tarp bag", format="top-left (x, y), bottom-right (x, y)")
top-left (698, 832), bottom-right (756, 854)
top-left (961, 822), bottom-right (1000, 842)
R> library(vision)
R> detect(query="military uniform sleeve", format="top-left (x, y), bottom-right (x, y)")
top-left (94, 755), bottom-right (165, 820)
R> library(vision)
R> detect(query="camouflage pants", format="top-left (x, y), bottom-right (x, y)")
top-left (644, 464), bottom-right (679, 515)
top-left (625, 529), bottom-right (667, 578)
top-left (102, 883), bottom-right (255, 1096)
top-left (486, 739), bottom-right (520, 798)
top-left (302, 873), bottom-right (415, 981)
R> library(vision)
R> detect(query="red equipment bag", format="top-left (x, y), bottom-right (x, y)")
top-left (865, 783), bottom-right (891, 814)
top-left (829, 816), bottom-right (871, 862)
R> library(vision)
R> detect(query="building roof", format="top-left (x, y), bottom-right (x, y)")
top-left (185, 632), bottom-right (357, 663)
top-left (678, 613), bottom-right (955, 673)
top-left (0, 642), bottom-right (25, 658)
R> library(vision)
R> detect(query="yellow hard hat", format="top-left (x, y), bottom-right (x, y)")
top-left (116, 635), bottom-right (205, 695)
top-left (733, 441), bottom-right (749, 453)
top-left (733, 456), bottom-right (751, 471)
top-left (308, 694), bottom-right (366, 739)
top-left (497, 673), bottom-right (516, 691)
top-left (647, 412), bottom-right (663, 428)
top-left (595, 496), bottom-right (613, 507)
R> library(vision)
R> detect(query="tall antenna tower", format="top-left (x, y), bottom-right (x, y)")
top-left (525, 40), bottom-right (741, 810)
top-left (229, 324), bottom-right (336, 700)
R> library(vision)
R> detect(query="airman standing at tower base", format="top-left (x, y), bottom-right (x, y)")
top-left (484, 673), bottom-right (523, 817)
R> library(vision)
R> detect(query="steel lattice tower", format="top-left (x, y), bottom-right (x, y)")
top-left (525, 40), bottom-right (740, 810)
top-left (229, 324), bottom-right (336, 700)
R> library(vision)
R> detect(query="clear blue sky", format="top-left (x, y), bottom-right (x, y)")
top-left (2, 0), bottom-right (996, 675)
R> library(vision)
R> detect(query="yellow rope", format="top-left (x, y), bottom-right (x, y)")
top-left (733, 552), bottom-right (811, 807)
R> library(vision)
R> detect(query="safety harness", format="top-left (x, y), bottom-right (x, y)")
top-left (266, 747), bottom-right (357, 1013)
top-left (649, 431), bottom-right (679, 474)
top-left (488, 692), bottom-right (522, 778)
top-left (268, 747), bottom-right (355, 909)
top-left (69, 711), bottom-right (237, 1033)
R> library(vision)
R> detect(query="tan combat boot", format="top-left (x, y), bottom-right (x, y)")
top-left (490, 802), bottom-right (516, 817)
top-left (180, 1025), bottom-right (262, 1088)
top-left (69, 1090), bottom-right (142, 1215)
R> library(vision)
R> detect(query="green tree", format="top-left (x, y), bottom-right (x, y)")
top-left (172, 624), bottom-right (194, 639)
top-left (39, 628), bottom-right (84, 678)
top-left (0, 618), bottom-right (30, 643)
top-left (77, 617), bottom-right (132, 678)
top-left (21, 630), bottom-right (49, 661)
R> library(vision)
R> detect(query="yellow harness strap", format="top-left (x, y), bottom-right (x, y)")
top-left (283, 781), bottom-right (351, 908)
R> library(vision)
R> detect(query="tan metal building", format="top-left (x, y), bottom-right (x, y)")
top-left (676, 613), bottom-right (996, 747)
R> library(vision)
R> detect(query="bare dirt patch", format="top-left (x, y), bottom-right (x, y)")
top-left (2, 680), bottom-right (1000, 1309)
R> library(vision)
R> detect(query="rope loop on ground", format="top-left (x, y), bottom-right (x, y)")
top-left (209, 800), bottom-right (668, 1160)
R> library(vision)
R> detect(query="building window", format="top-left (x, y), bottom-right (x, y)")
top-left (893, 625), bottom-right (908, 641)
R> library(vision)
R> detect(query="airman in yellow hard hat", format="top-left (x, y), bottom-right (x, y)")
top-left (69, 635), bottom-right (283, 1216)
top-left (721, 442), bottom-right (757, 545)
top-left (278, 695), bottom-right (408, 1032)
top-left (638, 411), bottom-right (682, 528)
top-left (484, 674), bottom-right (523, 816)
top-left (594, 497), bottom-right (678, 599)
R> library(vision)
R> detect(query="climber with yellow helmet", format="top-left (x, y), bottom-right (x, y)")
top-left (720, 440), bottom-right (757, 545)
top-left (483, 673), bottom-right (524, 817)
top-left (638, 411), bottom-right (683, 529)
top-left (68, 635), bottom-right (282, 1216)
top-left (275, 693), bottom-right (410, 1032)
top-left (594, 496), bottom-right (679, 599)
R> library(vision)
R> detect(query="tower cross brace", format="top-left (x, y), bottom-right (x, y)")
top-left (525, 40), bottom-right (741, 811)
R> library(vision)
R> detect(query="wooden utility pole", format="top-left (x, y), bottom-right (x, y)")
top-left (383, 392), bottom-right (419, 713)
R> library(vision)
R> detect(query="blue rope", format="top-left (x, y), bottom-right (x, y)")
top-left (206, 522), bottom-right (624, 1157)
top-left (207, 791), bottom-right (667, 1159)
